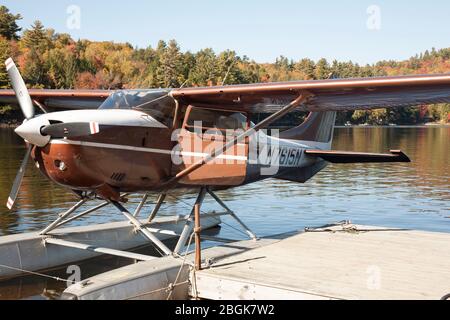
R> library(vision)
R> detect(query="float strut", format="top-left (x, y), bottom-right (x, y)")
top-left (147, 193), bottom-right (167, 223)
top-left (39, 198), bottom-right (89, 235)
top-left (133, 193), bottom-right (149, 217)
top-left (207, 188), bottom-right (258, 240)
top-left (110, 201), bottom-right (172, 256)
top-left (173, 187), bottom-right (207, 255)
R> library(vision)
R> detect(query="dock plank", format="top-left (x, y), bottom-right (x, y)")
top-left (194, 226), bottom-right (450, 300)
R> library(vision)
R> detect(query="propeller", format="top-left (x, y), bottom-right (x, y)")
top-left (4, 58), bottom-right (36, 210)
top-left (6, 146), bottom-right (32, 210)
top-left (5, 58), bottom-right (34, 120)
top-left (4, 58), bottom-right (101, 210)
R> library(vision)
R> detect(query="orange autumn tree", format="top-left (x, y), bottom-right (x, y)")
top-left (0, 5), bottom-right (449, 124)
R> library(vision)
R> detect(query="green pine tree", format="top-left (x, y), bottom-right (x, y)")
top-left (0, 6), bottom-right (22, 40)
top-left (0, 36), bottom-right (11, 88)
top-left (155, 40), bottom-right (184, 88)
top-left (188, 48), bottom-right (218, 86)
top-left (22, 20), bottom-right (48, 50)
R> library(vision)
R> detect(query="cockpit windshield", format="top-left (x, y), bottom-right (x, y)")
top-left (99, 89), bottom-right (175, 126)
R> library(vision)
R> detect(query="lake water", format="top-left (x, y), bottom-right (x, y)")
top-left (0, 126), bottom-right (449, 299)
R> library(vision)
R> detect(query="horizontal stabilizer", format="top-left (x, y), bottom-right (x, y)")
top-left (305, 149), bottom-right (411, 163)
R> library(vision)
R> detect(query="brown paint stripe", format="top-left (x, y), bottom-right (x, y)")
top-left (172, 73), bottom-right (450, 97)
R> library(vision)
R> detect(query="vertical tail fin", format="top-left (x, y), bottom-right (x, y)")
top-left (279, 112), bottom-right (337, 144)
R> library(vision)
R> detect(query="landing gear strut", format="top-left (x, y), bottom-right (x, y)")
top-left (38, 188), bottom-right (257, 269)
top-left (173, 187), bottom-right (258, 270)
top-left (38, 192), bottom-right (174, 260)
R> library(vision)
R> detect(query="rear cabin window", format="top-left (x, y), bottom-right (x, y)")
top-left (185, 107), bottom-right (248, 134)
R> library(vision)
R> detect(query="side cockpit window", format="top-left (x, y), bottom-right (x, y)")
top-left (185, 106), bottom-right (248, 134)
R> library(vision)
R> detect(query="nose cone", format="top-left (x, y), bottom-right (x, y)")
top-left (15, 117), bottom-right (51, 147)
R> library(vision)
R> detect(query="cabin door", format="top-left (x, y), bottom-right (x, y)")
top-left (174, 105), bottom-right (249, 186)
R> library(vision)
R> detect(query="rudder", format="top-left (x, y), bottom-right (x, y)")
top-left (279, 112), bottom-right (337, 144)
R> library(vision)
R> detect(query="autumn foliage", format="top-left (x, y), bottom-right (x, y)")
top-left (0, 6), bottom-right (449, 124)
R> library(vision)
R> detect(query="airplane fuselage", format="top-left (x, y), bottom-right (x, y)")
top-left (20, 109), bottom-right (329, 200)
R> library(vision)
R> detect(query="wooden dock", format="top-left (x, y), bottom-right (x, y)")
top-left (62, 224), bottom-right (450, 300)
top-left (192, 225), bottom-right (450, 300)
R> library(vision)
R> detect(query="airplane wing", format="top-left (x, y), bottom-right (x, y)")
top-left (171, 74), bottom-right (450, 113)
top-left (305, 150), bottom-right (411, 163)
top-left (0, 89), bottom-right (112, 110)
top-left (2, 74), bottom-right (450, 113)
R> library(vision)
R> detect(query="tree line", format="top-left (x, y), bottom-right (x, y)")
top-left (0, 5), bottom-right (449, 125)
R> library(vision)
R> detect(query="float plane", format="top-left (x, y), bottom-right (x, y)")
top-left (1, 57), bottom-right (450, 260)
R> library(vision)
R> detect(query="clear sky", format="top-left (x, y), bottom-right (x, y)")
top-left (3, 0), bottom-right (450, 64)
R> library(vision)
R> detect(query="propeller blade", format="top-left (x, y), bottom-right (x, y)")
top-left (41, 122), bottom-right (100, 138)
top-left (5, 58), bottom-right (35, 120)
top-left (6, 145), bottom-right (32, 210)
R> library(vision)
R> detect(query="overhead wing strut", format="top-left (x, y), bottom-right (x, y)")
top-left (162, 92), bottom-right (313, 189)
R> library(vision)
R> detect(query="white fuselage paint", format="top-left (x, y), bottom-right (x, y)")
top-left (14, 109), bottom-right (167, 147)
top-left (43, 109), bottom-right (167, 128)
top-left (245, 130), bottom-right (332, 169)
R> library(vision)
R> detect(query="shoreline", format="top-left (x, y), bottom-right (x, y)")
top-left (1, 122), bottom-right (449, 130)
top-left (334, 123), bottom-right (450, 128)
top-left (0, 122), bottom-right (20, 129)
